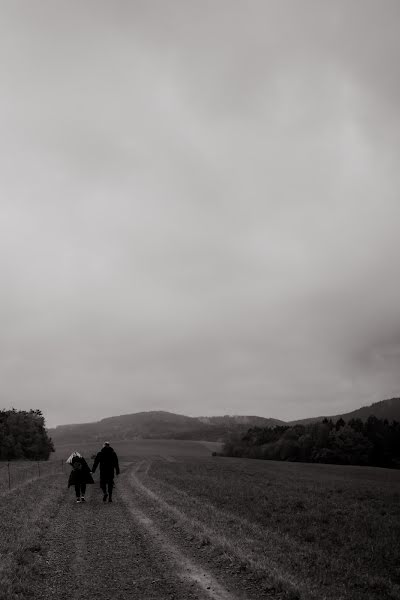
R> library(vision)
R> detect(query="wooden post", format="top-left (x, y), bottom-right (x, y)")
top-left (7, 462), bottom-right (11, 490)
top-left (37, 462), bottom-right (41, 477)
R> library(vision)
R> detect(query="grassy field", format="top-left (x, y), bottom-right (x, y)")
top-left (132, 455), bottom-right (400, 600)
top-left (51, 438), bottom-right (222, 461)
top-left (1, 441), bottom-right (399, 599)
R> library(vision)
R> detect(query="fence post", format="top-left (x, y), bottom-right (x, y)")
top-left (37, 462), bottom-right (41, 477)
top-left (7, 462), bottom-right (11, 490)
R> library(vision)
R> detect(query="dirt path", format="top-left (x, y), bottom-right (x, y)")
top-left (29, 463), bottom-right (244, 600)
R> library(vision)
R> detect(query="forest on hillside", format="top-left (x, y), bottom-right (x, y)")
top-left (0, 409), bottom-right (54, 460)
top-left (222, 416), bottom-right (400, 468)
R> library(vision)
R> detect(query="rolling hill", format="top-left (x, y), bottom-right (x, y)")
top-left (47, 397), bottom-right (400, 447)
top-left (47, 411), bottom-right (284, 445)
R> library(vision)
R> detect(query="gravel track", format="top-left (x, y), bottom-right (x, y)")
top-left (29, 463), bottom-right (244, 600)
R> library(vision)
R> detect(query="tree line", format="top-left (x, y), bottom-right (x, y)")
top-left (0, 409), bottom-right (54, 460)
top-left (222, 416), bottom-right (400, 468)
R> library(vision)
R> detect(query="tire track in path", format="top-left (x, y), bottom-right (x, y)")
top-left (128, 463), bottom-right (306, 598)
top-left (124, 461), bottom-right (290, 600)
top-left (119, 478), bottom-right (237, 600)
top-left (30, 469), bottom-right (238, 600)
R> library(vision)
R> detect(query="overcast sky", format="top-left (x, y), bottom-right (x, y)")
top-left (1, 1), bottom-right (399, 428)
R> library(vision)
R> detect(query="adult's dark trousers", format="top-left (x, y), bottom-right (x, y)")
top-left (74, 483), bottom-right (86, 497)
top-left (101, 480), bottom-right (114, 498)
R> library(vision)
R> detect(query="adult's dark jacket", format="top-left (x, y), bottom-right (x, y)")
top-left (67, 456), bottom-right (94, 488)
top-left (92, 446), bottom-right (120, 483)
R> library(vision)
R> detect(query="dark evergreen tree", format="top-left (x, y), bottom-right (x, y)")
top-left (335, 417), bottom-right (346, 430)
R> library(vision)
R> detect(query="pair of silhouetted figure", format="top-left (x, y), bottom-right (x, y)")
top-left (67, 442), bottom-right (120, 503)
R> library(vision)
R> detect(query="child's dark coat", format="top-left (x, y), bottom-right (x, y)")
top-left (67, 456), bottom-right (95, 487)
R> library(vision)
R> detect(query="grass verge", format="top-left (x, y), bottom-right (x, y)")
top-left (0, 474), bottom-right (65, 600)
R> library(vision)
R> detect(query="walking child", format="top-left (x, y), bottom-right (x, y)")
top-left (67, 451), bottom-right (94, 503)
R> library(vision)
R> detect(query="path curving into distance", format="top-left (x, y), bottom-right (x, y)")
top-left (28, 462), bottom-right (247, 600)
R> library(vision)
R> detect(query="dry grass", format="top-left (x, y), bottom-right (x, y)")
top-left (134, 457), bottom-right (400, 600)
top-left (0, 474), bottom-right (65, 600)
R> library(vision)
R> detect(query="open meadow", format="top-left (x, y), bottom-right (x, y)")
top-left (1, 439), bottom-right (399, 600)
top-left (50, 438), bottom-right (222, 462)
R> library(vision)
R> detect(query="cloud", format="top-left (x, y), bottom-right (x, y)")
top-left (0, 0), bottom-right (399, 426)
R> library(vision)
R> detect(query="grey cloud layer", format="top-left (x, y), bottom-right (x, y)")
top-left (0, 1), bottom-right (399, 426)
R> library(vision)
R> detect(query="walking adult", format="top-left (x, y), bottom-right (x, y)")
top-left (92, 442), bottom-right (120, 502)
top-left (67, 451), bottom-right (94, 503)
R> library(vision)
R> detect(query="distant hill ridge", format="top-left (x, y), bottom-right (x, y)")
top-left (47, 397), bottom-right (400, 446)
top-left (48, 411), bottom-right (284, 444)
top-left (289, 396), bottom-right (400, 425)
